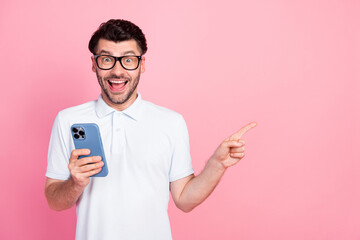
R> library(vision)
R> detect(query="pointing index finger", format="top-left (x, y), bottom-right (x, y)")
top-left (230, 121), bottom-right (257, 140)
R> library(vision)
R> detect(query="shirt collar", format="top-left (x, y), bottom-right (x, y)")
top-left (95, 93), bottom-right (143, 121)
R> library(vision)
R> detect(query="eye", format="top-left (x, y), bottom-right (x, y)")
top-left (124, 57), bottom-right (133, 63)
top-left (103, 57), bottom-right (112, 63)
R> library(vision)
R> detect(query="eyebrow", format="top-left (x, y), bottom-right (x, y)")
top-left (97, 50), bottom-right (138, 56)
top-left (123, 50), bottom-right (137, 55)
top-left (98, 50), bottom-right (112, 55)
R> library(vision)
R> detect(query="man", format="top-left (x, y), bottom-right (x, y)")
top-left (45, 19), bottom-right (256, 240)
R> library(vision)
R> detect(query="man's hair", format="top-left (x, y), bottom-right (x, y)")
top-left (88, 19), bottom-right (147, 55)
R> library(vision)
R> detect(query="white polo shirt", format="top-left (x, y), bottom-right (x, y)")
top-left (46, 94), bottom-right (194, 240)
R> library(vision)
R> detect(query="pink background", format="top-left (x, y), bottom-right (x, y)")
top-left (1, 0), bottom-right (359, 239)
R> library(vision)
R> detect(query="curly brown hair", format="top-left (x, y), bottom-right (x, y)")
top-left (88, 19), bottom-right (147, 55)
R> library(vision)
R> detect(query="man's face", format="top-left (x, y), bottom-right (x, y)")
top-left (91, 38), bottom-right (145, 110)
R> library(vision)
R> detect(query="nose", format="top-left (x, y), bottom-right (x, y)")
top-left (110, 59), bottom-right (127, 75)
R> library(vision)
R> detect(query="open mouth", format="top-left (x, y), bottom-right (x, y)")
top-left (108, 79), bottom-right (129, 92)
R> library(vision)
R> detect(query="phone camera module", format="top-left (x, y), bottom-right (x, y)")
top-left (72, 127), bottom-right (85, 140)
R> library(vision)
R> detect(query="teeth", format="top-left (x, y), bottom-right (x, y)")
top-left (109, 80), bottom-right (126, 84)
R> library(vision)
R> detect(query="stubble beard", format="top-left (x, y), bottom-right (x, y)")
top-left (96, 70), bottom-right (140, 105)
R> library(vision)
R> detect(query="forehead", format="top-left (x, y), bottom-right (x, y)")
top-left (96, 38), bottom-right (141, 55)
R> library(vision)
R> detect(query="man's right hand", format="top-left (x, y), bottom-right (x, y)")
top-left (68, 149), bottom-right (104, 188)
top-left (45, 149), bottom-right (104, 211)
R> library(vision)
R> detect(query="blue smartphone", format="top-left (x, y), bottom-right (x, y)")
top-left (71, 123), bottom-right (108, 177)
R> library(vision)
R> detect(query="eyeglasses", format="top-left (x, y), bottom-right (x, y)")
top-left (94, 55), bottom-right (142, 70)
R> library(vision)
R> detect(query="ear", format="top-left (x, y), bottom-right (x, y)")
top-left (140, 56), bottom-right (145, 73)
top-left (91, 55), bottom-right (96, 72)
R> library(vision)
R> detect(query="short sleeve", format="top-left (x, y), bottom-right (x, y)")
top-left (168, 115), bottom-right (194, 182)
top-left (46, 113), bottom-right (71, 180)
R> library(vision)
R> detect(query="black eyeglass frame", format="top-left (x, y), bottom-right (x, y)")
top-left (94, 55), bottom-right (142, 71)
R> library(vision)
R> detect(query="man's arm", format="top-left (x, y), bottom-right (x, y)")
top-left (44, 149), bottom-right (104, 211)
top-left (170, 122), bottom-right (257, 212)
top-left (45, 177), bottom-right (85, 211)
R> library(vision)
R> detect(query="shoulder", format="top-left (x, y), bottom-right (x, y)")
top-left (57, 100), bottom-right (97, 120)
top-left (138, 99), bottom-right (189, 143)
top-left (141, 100), bottom-right (185, 124)
top-left (53, 100), bottom-right (98, 130)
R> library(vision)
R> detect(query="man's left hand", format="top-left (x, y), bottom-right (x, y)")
top-left (212, 121), bottom-right (257, 168)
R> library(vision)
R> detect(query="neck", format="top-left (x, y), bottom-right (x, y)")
top-left (101, 92), bottom-right (138, 111)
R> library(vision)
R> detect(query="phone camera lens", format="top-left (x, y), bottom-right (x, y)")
top-left (72, 128), bottom-right (78, 133)
top-left (79, 130), bottom-right (85, 136)
top-left (74, 134), bottom-right (80, 139)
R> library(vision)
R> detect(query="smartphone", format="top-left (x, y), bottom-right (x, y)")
top-left (71, 123), bottom-right (108, 177)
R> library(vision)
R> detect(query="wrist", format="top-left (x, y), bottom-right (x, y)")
top-left (68, 176), bottom-right (87, 192)
top-left (208, 155), bottom-right (227, 172)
